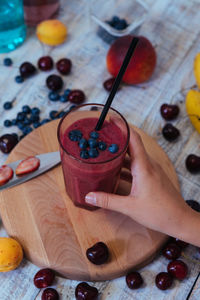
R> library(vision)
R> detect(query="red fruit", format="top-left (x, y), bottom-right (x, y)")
top-left (126, 271), bottom-right (143, 289)
top-left (155, 272), bottom-right (173, 290)
top-left (68, 90), bottom-right (85, 104)
top-left (167, 260), bottom-right (188, 280)
top-left (160, 104), bottom-right (180, 120)
top-left (56, 58), bottom-right (72, 75)
top-left (172, 238), bottom-right (188, 249)
top-left (106, 35), bottom-right (156, 84)
top-left (0, 134), bottom-right (18, 153)
top-left (162, 242), bottom-right (182, 260)
top-left (38, 56), bottom-right (53, 71)
top-left (16, 156), bottom-right (40, 176)
top-left (42, 288), bottom-right (59, 300)
top-left (75, 282), bottom-right (98, 300)
top-left (86, 242), bottom-right (109, 265)
top-left (0, 165), bottom-right (13, 186)
top-left (34, 268), bottom-right (55, 288)
top-left (103, 77), bottom-right (116, 91)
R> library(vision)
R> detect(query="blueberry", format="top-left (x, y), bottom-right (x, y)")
top-left (4, 120), bottom-right (12, 127)
top-left (22, 126), bottom-right (33, 134)
top-left (115, 19), bottom-right (128, 30)
top-left (3, 101), bottom-right (12, 110)
top-left (108, 144), bottom-right (119, 153)
top-left (112, 16), bottom-right (120, 23)
top-left (15, 75), bottom-right (24, 83)
top-left (68, 130), bottom-right (82, 142)
top-left (30, 114), bottom-right (40, 123)
top-left (11, 119), bottom-right (17, 126)
top-left (69, 105), bottom-right (76, 110)
top-left (58, 111), bottom-right (66, 118)
top-left (59, 94), bottom-right (68, 103)
top-left (98, 141), bottom-right (107, 151)
top-left (88, 138), bottom-right (98, 148)
top-left (88, 148), bottom-right (99, 158)
top-left (33, 122), bottom-right (41, 128)
top-left (31, 107), bottom-right (40, 115)
top-left (17, 112), bottom-right (26, 121)
top-left (80, 150), bottom-right (89, 159)
top-left (17, 122), bottom-right (25, 130)
top-left (49, 110), bottom-right (58, 119)
top-left (48, 91), bottom-right (60, 101)
top-left (22, 105), bottom-right (31, 114)
top-left (90, 131), bottom-right (99, 139)
top-left (40, 119), bottom-right (50, 125)
top-left (79, 138), bottom-right (88, 149)
top-left (3, 57), bottom-right (13, 66)
top-left (64, 89), bottom-right (71, 96)
top-left (23, 118), bottom-right (32, 125)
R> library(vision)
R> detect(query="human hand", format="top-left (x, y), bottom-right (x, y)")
top-left (85, 128), bottom-right (199, 245)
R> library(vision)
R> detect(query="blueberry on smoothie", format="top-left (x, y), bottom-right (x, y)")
top-left (80, 150), bottom-right (89, 159)
top-left (90, 131), bottom-right (99, 139)
top-left (88, 138), bottom-right (98, 148)
top-left (69, 130), bottom-right (83, 142)
top-left (79, 138), bottom-right (88, 149)
top-left (88, 148), bottom-right (99, 158)
top-left (108, 144), bottom-right (119, 153)
top-left (98, 141), bottom-right (107, 151)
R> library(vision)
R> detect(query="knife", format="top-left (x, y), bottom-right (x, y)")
top-left (0, 151), bottom-right (61, 191)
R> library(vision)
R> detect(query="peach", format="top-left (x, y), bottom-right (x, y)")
top-left (106, 35), bottom-right (156, 84)
top-left (0, 237), bottom-right (23, 272)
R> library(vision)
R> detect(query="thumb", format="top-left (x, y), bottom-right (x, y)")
top-left (85, 192), bottom-right (131, 215)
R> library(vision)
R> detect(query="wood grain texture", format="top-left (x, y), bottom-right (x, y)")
top-left (0, 119), bottom-right (179, 281)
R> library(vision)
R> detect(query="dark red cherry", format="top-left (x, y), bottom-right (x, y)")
top-left (42, 288), bottom-right (59, 300)
top-left (75, 282), bottom-right (98, 300)
top-left (20, 62), bottom-right (36, 78)
top-left (162, 123), bottom-right (180, 141)
top-left (33, 268), bottom-right (55, 288)
top-left (167, 260), bottom-right (188, 280)
top-left (171, 238), bottom-right (188, 249)
top-left (46, 74), bottom-right (63, 91)
top-left (155, 272), bottom-right (173, 290)
top-left (103, 77), bottom-right (116, 91)
top-left (86, 241), bottom-right (109, 265)
top-left (0, 134), bottom-right (18, 153)
top-left (126, 271), bottom-right (143, 289)
top-left (68, 90), bottom-right (85, 104)
top-left (162, 242), bottom-right (181, 260)
top-left (185, 154), bottom-right (200, 173)
top-left (186, 199), bottom-right (200, 212)
top-left (38, 56), bottom-right (53, 71)
top-left (56, 58), bottom-right (72, 75)
top-left (160, 104), bottom-right (179, 120)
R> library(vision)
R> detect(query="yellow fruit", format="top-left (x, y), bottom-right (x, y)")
top-left (36, 19), bottom-right (67, 46)
top-left (194, 53), bottom-right (200, 89)
top-left (0, 237), bottom-right (23, 272)
top-left (186, 89), bottom-right (200, 134)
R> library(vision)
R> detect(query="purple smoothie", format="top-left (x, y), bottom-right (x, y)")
top-left (58, 105), bottom-right (129, 210)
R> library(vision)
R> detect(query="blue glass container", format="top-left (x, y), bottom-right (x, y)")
top-left (0, 0), bottom-right (26, 53)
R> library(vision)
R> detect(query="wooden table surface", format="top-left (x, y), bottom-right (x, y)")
top-left (0, 0), bottom-right (200, 299)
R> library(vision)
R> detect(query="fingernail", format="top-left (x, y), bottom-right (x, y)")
top-left (85, 193), bottom-right (96, 205)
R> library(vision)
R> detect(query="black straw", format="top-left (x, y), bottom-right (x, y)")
top-left (95, 37), bottom-right (139, 131)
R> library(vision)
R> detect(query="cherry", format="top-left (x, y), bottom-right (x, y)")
top-left (33, 268), bottom-right (55, 288)
top-left (86, 241), bottom-right (109, 265)
top-left (68, 90), bottom-right (85, 104)
top-left (56, 58), bottom-right (72, 75)
top-left (0, 134), bottom-right (18, 153)
top-left (172, 238), bottom-right (188, 249)
top-left (160, 104), bottom-right (179, 120)
top-left (155, 272), bottom-right (173, 290)
top-left (103, 77), bottom-right (116, 91)
top-left (185, 154), bottom-right (200, 173)
top-left (162, 123), bottom-right (180, 141)
top-left (46, 74), bottom-right (63, 91)
top-left (20, 62), bottom-right (36, 78)
top-left (167, 260), bottom-right (188, 280)
top-left (126, 271), bottom-right (143, 289)
top-left (162, 242), bottom-right (181, 260)
top-left (42, 288), bottom-right (59, 300)
top-left (75, 282), bottom-right (98, 300)
top-left (38, 56), bottom-right (53, 71)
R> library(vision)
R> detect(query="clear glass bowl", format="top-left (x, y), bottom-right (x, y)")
top-left (89, 0), bottom-right (149, 38)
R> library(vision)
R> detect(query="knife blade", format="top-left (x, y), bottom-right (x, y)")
top-left (0, 151), bottom-right (61, 191)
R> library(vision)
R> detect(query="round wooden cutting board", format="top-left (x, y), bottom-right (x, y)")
top-left (0, 120), bottom-right (180, 281)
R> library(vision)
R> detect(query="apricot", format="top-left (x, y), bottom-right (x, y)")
top-left (0, 237), bottom-right (23, 272)
top-left (36, 19), bottom-right (67, 46)
top-left (106, 35), bottom-right (156, 84)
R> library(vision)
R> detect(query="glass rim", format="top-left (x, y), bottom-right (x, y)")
top-left (57, 103), bottom-right (130, 165)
